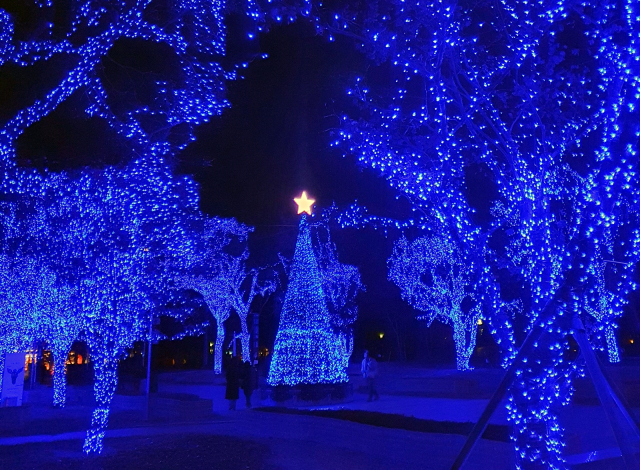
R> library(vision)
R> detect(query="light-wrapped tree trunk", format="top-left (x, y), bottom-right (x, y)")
top-left (214, 323), bottom-right (225, 375)
top-left (52, 348), bottom-right (69, 407)
top-left (83, 355), bottom-right (118, 454)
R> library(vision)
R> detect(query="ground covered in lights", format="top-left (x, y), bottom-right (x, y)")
top-left (0, 361), bottom-right (638, 469)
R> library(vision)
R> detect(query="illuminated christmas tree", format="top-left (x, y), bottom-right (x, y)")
top-left (268, 193), bottom-right (348, 386)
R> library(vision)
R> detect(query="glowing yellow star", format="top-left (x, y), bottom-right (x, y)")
top-left (294, 191), bottom-right (315, 215)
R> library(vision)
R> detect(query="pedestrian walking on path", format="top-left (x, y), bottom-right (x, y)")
top-left (226, 356), bottom-right (240, 410)
top-left (361, 350), bottom-right (379, 402)
top-left (242, 361), bottom-right (258, 408)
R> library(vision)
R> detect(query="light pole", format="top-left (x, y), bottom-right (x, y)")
top-left (144, 312), bottom-right (153, 421)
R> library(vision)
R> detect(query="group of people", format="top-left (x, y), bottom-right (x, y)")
top-left (225, 356), bottom-right (258, 410)
top-left (223, 350), bottom-right (380, 409)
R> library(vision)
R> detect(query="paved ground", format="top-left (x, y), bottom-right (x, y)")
top-left (0, 361), bottom-right (638, 469)
top-left (0, 406), bottom-right (513, 469)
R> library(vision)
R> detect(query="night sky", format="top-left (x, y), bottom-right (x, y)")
top-left (181, 21), bottom-right (430, 360)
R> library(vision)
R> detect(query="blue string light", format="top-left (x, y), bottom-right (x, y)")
top-left (0, 0), bottom-right (317, 453)
top-left (318, 0), bottom-right (640, 466)
top-left (313, 213), bottom-right (365, 369)
top-left (176, 216), bottom-right (253, 374)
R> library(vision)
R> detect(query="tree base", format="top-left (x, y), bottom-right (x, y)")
top-left (260, 382), bottom-right (352, 407)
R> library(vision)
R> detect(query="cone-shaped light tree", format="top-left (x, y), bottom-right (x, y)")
top-left (268, 193), bottom-right (348, 386)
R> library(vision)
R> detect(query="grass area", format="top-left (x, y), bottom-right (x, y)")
top-left (256, 407), bottom-right (510, 442)
top-left (0, 434), bottom-right (271, 470)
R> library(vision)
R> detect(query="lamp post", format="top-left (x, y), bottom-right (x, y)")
top-left (144, 312), bottom-right (153, 421)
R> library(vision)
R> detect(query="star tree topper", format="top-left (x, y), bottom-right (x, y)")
top-left (294, 191), bottom-right (315, 215)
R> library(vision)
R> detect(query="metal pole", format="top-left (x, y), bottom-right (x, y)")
top-left (30, 342), bottom-right (37, 390)
top-left (232, 331), bottom-right (236, 357)
top-left (252, 312), bottom-right (259, 363)
top-left (203, 331), bottom-right (209, 367)
top-left (145, 314), bottom-right (153, 421)
top-left (572, 317), bottom-right (640, 467)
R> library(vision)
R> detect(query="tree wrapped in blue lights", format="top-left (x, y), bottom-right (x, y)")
top-left (388, 235), bottom-right (482, 371)
top-left (0, 0), bottom-right (236, 167)
top-left (228, 254), bottom-right (277, 361)
top-left (24, 260), bottom-right (79, 408)
top-left (0, 198), bottom-right (82, 407)
top-left (0, 0), bottom-right (319, 455)
top-left (73, 162), bottom-right (200, 454)
top-left (0, 0), bottom-right (319, 171)
top-left (313, 217), bottom-right (364, 369)
top-left (0, 161), bottom-right (201, 453)
top-left (323, 0), bottom-right (640, 466)
top-left (177, 216), bottom-right (252, 374)
top-left (268, 215), bottom-right (348, 386)
top-left (0, 255), bottom-right (40, 398)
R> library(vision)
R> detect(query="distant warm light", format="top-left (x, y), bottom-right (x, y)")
top-left (294, 191), bottom-right (315, 215)
top-left (379, 332), bottom-right (384, 339)
top-left (477, 318), bottom-right (483, 326)
top-left (631, 339), bottom-right (635, 344)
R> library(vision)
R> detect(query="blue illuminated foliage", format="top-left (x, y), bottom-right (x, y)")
top-left (0, 0), bottom-right (318, 169)
top-left (228, 253), bottom-right (277, 362)
top-left (388, 234), bottom-right (517, 371)
top-left (268, 215), bottom-right (349, 386)
top-left (176, 216), bottom-right (253, 374)
top-left (313, 215), bottom-right (364, 369)
top-left (319, 0), bottom-right (640, 466)
top-left (0, 160), bottom-right (202, 453)
top-left (0, 198), bottom-right (81, 407)
top-left (0, 0), bottom-right (317, 454)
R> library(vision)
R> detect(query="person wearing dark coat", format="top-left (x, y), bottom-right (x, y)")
top-left (225, 356), bottom-right (240, 410)
top-left (241, 361), bottom-right (258, 408)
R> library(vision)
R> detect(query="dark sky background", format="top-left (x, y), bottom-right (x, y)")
top-left (179, 21), bottom-right (438, 361)
top-left (176, 19), bottom-right (639, 362)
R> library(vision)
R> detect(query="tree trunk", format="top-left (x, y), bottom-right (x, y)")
top-left (214, 323), bottom-right (225, 375)
top-left (605, 324), bottom-right (620, 363)
top-left (83, 356), bottom-right (118, 454)
top-left (238, 311), bottom-right (251, 361)
top-left (52, 348), bottom-right (68, 407)
top-left (453, 321), bottom-right (476, 371)
top-left (341, 333), bottom-right (354, 369)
